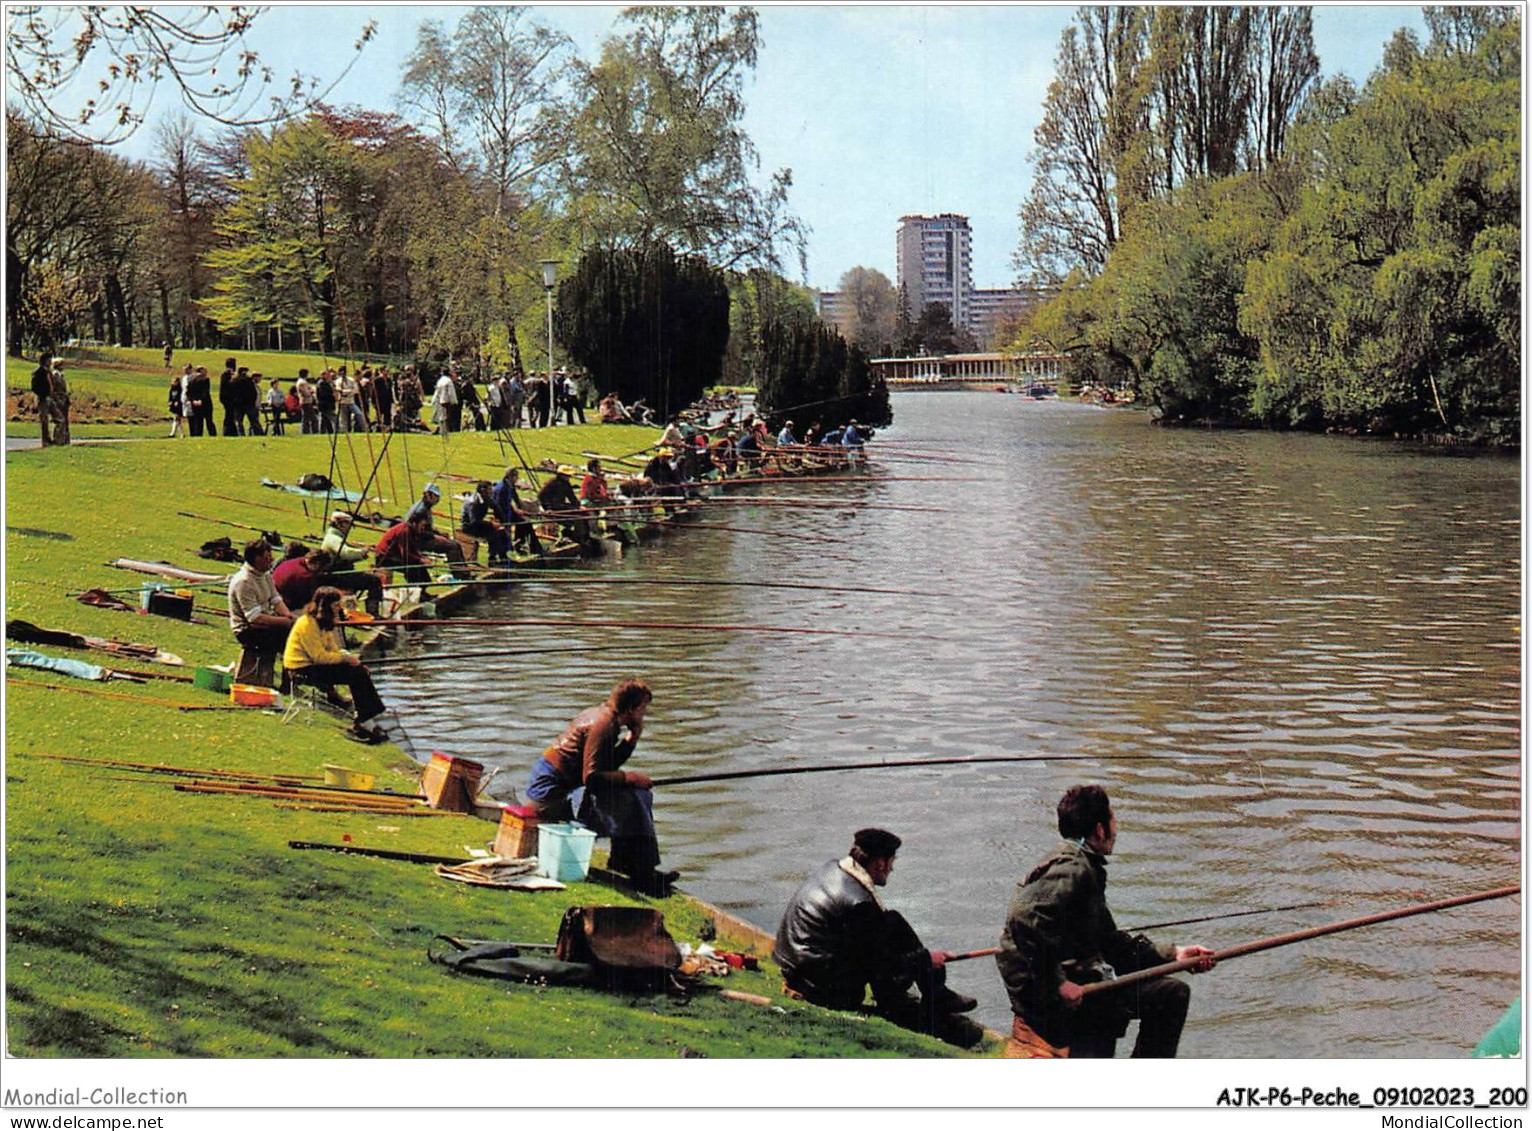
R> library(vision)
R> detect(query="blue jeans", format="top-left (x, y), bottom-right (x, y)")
top-left (525, 757), bottom-right (660, 877)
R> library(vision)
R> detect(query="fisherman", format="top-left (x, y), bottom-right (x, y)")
top-left (490, 467), bottom-right (544, 556)
top-left (404, 484), bottom-right (470, 575)
top-left (227, 538), bottom-right (296, 688)
top-left (319, 512), bottom-right (384, 615)
top-left (773, 828), bottom-right (983, 1049)
top-left (580, 459), bottom-right (612, 507)
top-left (283, 586), bottom-right (390, 745)
top-left (643, 447), bottom-right (683, 499)
top-left (537, 464), bottom-right (590, 546)
top-left (524, 678), bottom-right (677, 896)
top-left (777, 419), bottom-right (798, 446)
top-left (373, 513), bottom-right (433, 585)
top-left (996, 784), bottom-right (1216, 1059)
top-left (272, 547), bottom-right (335, 611)
top-left (460, 480), bottom-right (512, 565)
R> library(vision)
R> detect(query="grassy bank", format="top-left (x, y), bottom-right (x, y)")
top-left (4, 423), bottom-right (989, 1058)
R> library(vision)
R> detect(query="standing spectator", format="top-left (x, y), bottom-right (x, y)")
top-left (264, 377), bottom-right (287, 436)
top-left (295, 369), bottom-right (318, 434)
top-left (432, 369), bottom-right (460, 433)
top-left (168, 371), bottom-right (186, 438)
top-left (234, 367), bottom-right (264, 435)
top-left (356, 367), bottom-right (373, 430)
top-left (338, 367), bottom-right (366, 432)
top-left (316, 370), bottom-right (339, 434)
top-left (457, 367), bottom-right (485, 430)
top-left (560, 371), bottom-right (586, 424)
top-left (507, 371), bottom-right (525, 428)
top-left (485, 372), bottom-right (507, 430)
top-left (30, 352), bottom-right (54, 446)
top-left (397, 366), bottom-right (424, 431)
top-left (163, 340), bottom-right (174, 367)
top-left (219, 357), bottom-right (240, 436)
top-left (187, 365), bottom-right (216, 436)
top-left (526, 374), bottom-right (548, 428)
top-left (371, 365), bottom-right (394, 432)
top-left (48, 360), bottom-right (70, 445)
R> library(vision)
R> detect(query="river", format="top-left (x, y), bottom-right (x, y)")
top-left (376, 392), bottom-right (1521, 1057)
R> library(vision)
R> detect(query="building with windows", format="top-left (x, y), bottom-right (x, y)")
top-left (896, 213), bottom-right (973, 332)
top-left (967, 284), bottom-right (1057, 347)
top-left (815, 290), bottom-right (851, 335)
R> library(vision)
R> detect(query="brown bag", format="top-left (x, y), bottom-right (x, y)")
top-left (555, 906), bottom-right (682, 972)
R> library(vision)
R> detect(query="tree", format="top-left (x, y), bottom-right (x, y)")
top-left (721, 268), bottom-right (816, 386)
top-left (553, 241), bottom-right (731, 417)
top-left (400, 7), bottom-right (572, 216)
top-left (563, 6), bottom-right (806, 274)
top-left (1245, 7), bottom-right (1319, 170)
top-left (912, 302), bottom-right (961, 355)
top-left (834, 266), bottom-right (899, 356)
top-left (5, 5), bottom-right (376, 145)
top-left (755, 318), bottom-right (891, 429)
top-left (1016, 6), bottom-right (1151, 280)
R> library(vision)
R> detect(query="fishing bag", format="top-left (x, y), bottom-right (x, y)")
top-left (431, 938), bottom-right (596, 987)
top-left (197, 536), bottom-right (241, 562)
top-left (555, 905), bottom-right (683, 992)
top-left (297, 472), bottom-right (333, 492)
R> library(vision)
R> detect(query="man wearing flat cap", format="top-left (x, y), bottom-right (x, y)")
top-left (403, 483), bottom-right (469, 577)
top-left (773, 828), bottom-right (983, 1048)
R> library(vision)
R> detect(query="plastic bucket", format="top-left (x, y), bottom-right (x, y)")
top-left (230, 683), bottom-right (280, 708)
top-left (193, 667), bottom-right (233, 693)
top-left (537, 822), bottom-right (597, 882)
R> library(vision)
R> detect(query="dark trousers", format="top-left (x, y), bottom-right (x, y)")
top-left (1067, 976), bottom-right (1191, 1059)
top-left (461, 521), bottom-right (511, 561)
top-left (192, 406), bottom-right (216, 436)
top-left (233, 624), bottom-right (289, 687)
top-left (292, 663), bottom-right (384, 723)
top-left (375, 557), bottom-right (430, 585)
top-left (239, 406), bottom-right (264, 436)
top-left (223, 407), bottom-right (241, 436)
top-left (576, 781), bottom-right (660, 878)
top-left (329, 568), bottom-right (385, 613)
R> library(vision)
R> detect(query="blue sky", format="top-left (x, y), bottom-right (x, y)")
top-left (99, 3), bottom-right (1428, 290)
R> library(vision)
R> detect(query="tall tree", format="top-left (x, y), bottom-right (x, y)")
top-left (400, 6), bottom-right (572, 217)
top-left (1016, 6), bottom-right (1151, 280)
top-left (563, 6), bottom-right (806, 274)
top-left (1245, 7), bottom-right (1319, 170)
top-left (834, 266), bottom-right (899, 357)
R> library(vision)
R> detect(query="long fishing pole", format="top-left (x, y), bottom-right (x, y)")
top-left (694, 497), bottom-right (946, 513)
top-left (647, 518), bottom-right (846, 543)
top-left (1078, 885), bottom-right (1522, 998)
top-left (362, 617), bottom-right (942, 640)
top-left (650, 752), bottom-right (1185, 789)
top-left (944, 902), bottom-right (1346, 963)
top-left (487, 573), bottom-right (953, 598)
top-left (365, 641), bottom-right (698, 667)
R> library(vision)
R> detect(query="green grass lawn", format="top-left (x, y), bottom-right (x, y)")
top-left (4, 421), bottom-right (991, 1058)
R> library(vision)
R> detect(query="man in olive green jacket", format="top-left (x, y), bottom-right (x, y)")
top-left (997, 784), bottom-right (1215, 1057)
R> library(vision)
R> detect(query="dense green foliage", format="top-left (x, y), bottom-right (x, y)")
top-left (552, 242), bottom-right (732, 419)
top-left (1023, 6), bottom-right (1521, 443)
top-left (755, 318), bottom-right (891, 430)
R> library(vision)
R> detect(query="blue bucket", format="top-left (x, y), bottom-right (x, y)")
top-left (537, 822), bottom-right (597, 882)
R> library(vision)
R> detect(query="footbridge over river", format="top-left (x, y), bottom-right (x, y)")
top-left (871, 350), bottom-right (1067, 390)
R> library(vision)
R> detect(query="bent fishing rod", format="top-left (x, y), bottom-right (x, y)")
top-left (1077, 885), bottom-right (1521, 998)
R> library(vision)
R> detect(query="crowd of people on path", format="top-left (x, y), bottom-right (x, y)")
top-left (164, 356), bottom-right (610, 438)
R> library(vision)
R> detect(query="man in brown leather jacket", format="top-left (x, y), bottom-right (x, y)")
top-left (996, 785), bottom-right (1215, 1057)
top-left (773, 828), bottom-right (983, 1048)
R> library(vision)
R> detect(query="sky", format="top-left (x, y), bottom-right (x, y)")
top-left (89, 3), bottom-right (1430, 291)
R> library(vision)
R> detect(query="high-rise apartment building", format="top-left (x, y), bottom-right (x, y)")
top-left (896, 213), bottom-right (973, 331)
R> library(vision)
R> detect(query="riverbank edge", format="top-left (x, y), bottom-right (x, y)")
top-left (4, 429), bottom-right (995, 1059)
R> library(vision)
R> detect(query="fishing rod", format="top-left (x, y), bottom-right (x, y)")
top-left (1078, 885), bottom-right (1522, 999)
top-left (647, 518), bottom-right (846, 543)
top-left (943, 902), bottom-right (1347, 963)
top-left (693, 497), bottom-right (946, 513)
top-left (649, 752), bottom-right (1186, 789)
top-left (365, 641), bottom-right (698, 667)
top-left (486, 573), bottom-right (951, 599)
top-left (362, 617), bottom-right (943, 641)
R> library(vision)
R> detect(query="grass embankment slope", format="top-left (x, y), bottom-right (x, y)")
top-left (4, 426), bottom-right (985, 1058)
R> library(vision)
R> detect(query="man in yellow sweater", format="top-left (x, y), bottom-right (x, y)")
top-left (283, 586), bottom-right (389, 744)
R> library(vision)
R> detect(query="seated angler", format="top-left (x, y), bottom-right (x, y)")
top-left (579, 459), bottom-right (612, 507)
top-left (319, 512), bottom-right (384, 616)
top-left (537, 464), bottom-right (591, 546)
top-left (404, 483), bottom-right (471, 577)
top-left (489, 466), bottom-right (544, 556)
top-left (226, 539), bottom-right (295, 688)
top-left (642, 447), bottom-right (684, 499)
top-left (460, 480), bottom-right (512, 565)
top-left (283, 586), bottom-right (391, 745)
top-left (272, 547), bottom-right (336, 612)
top-left (523, 679), bottom-right (677, 896)
top-left (773, 828), bottom-right (983, 1049)
top-left (372, 513), bottom-right (433, 585)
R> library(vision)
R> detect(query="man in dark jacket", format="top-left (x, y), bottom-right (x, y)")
top-left (773, 828), bottom-right (982, 1048)
top-left (218, 358), bottom-right (240, 436)
top-left (187, 365), bottom-right (216, 436)
top-left (995, 785), bottom-right (1215, 1058)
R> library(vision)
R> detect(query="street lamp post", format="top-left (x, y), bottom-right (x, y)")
top-left (540, 259), bottom-right (558, 429)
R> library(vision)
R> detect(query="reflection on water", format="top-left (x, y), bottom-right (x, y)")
top-left (379, 394), bottom-right (1520, 1057)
